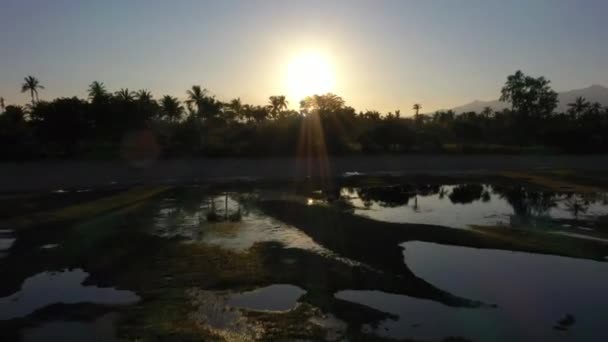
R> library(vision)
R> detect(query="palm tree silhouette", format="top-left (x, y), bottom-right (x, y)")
top-left (186, 85), bottom-right (208, 113)
top-left (412, 103), bottom-right (422, 116)
top-left (135, 89), bottom-right (153, 102)
top-left (21, 76), bottom-right (44, 105)
top-left (88, 81), bottom-right (108, 102)
top-left (268, 95), bottom-right (288, 118)
top-left (589, 102), bottom-right (602, 115)
top-left (159, 95), bottom-right (183, 122)
top-left (300, 93), bottom-right (345, 113)
top-left (226, 98), bottom-right (244, 121)
top-left (481, 106), bottom-right (493, 118)
top-left (115, 88), bottom-right (135, 101)
top-left (229, 98), bottom-right (242, 112)
top-left (0, 97), bottom-right (5, 112)
top-left (567, 96), bottom-right (589, 119)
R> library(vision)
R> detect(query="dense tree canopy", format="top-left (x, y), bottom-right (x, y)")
top-left (0, 71), bottom-right (607, 160)
top-left (500, 70), bottom-right (558, 118)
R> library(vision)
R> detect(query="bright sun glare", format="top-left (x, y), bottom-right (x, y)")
top-left (286, 52), bottom-right (336, 104)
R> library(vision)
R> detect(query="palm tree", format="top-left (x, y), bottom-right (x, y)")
top-left (186, 85), bottom-right (208, 113)
top-left (88, 81), bottom-right (108, 102)
top-left (135, 89), bottom-right (153, 102)
top-left (481, 106), bottom-right (493, 118)
top-left (21, 76), bottom-right (44, 105)
top-left (412, 103), bottom-right (422, 116)
top-left (159, 95), bottom-right (183, 122)
top-left (268, 95), bottom-right (288, 118)
top-left (134, 89), bottom-right (156, 120)
top-left (229, 98), bottom-right (242, 113)
top-left (225, 98), bottom-right (244, 121)
top-left (0, 97), bottom-right (5, 113)
top-left (186, 101), bottom-right (196, 116)
top-left (567, 96), bottom-right (589, 119)
top-left (115, 88), bottom-right (135, 101)
top-left (300, 93), bottom-right (344, 113)
top-left (241, 104), bottom-right (253, 122)
top-left (589, 102), bottom-right (602, 115)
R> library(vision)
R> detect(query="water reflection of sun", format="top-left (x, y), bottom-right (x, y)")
top-left (285, 52), bottom-right (336, 104)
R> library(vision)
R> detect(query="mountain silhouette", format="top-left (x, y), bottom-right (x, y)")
top-left (451, 85), bottom-right (608, 113)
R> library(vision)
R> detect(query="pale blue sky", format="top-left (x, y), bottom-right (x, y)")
top-left (1, 0), bottom-right (607, 112)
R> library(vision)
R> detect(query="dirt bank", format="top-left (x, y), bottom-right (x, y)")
top-left (1, 154), bottom-right (607, 192)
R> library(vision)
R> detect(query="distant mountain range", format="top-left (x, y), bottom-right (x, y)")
top-left (450, 85), bottom-right (608, 113)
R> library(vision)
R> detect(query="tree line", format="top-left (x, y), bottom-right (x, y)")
top-left (1, 70), bottom-right (607, 160)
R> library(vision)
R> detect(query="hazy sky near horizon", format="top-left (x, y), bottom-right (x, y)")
top-left (1, 0), bottom-right (607, 112)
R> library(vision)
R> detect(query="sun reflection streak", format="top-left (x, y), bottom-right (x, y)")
top-left (296, 112), bottom-right (331, 186)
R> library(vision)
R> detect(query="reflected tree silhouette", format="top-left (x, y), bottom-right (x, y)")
top-left (493, 185), bottom-right (558, 222)
top-left (448, 184), bottom-right (484, 204)
top-left (356, 185), bottom-right (416, 207)
top-left (564, 194), bottom-right (590, 219)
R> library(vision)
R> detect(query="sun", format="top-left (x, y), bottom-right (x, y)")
top-left (285, 52), bottom-right (336, 105)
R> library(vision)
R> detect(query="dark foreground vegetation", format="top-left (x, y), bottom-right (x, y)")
top-left (1, 71), bottom-right (608, 160)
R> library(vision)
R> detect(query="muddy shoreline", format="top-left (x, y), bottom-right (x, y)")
top-left (1, 154), bottom-right (607, 192)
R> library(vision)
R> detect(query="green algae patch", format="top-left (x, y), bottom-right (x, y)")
top-left (114, 242), bottom-right (269, 340)
top-left (118, 289), bottom-right (223, 342)
top-left (114, 242), bottom-right (332, 341)
top-left (159, 242), bottom-right (271, 289)
top-left (242, 304), bottom-right (326, 340)
top-left (11, 186), bottom-right (171, 228)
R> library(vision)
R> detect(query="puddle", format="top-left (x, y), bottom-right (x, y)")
top-left (227, 284), bottom-right (306, 312)
top-left (22, 313), bottom-right (119, 342)
top-left (40, 244), bottom-right (59, 250)
top-left (198, 215), bottom-right (331, 254)
top-left (153, 194), bottom-right (333, 255)
top-left (188, 288), bottom-right (264, 340)
top-left (0, 229), bottom-right (16, 257)
top-left (187, 285), bottom-right (305, 340)
top-left (0, 269), bottom-right (140, 320)
top-left (337, 290), bottom-right (500, 340)
top-left (342, 184), bottom-right (608, 229)
top-left (0, 237), bottom-right (16, 250)
top-left (349, 241), bottom-right (608, 341)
